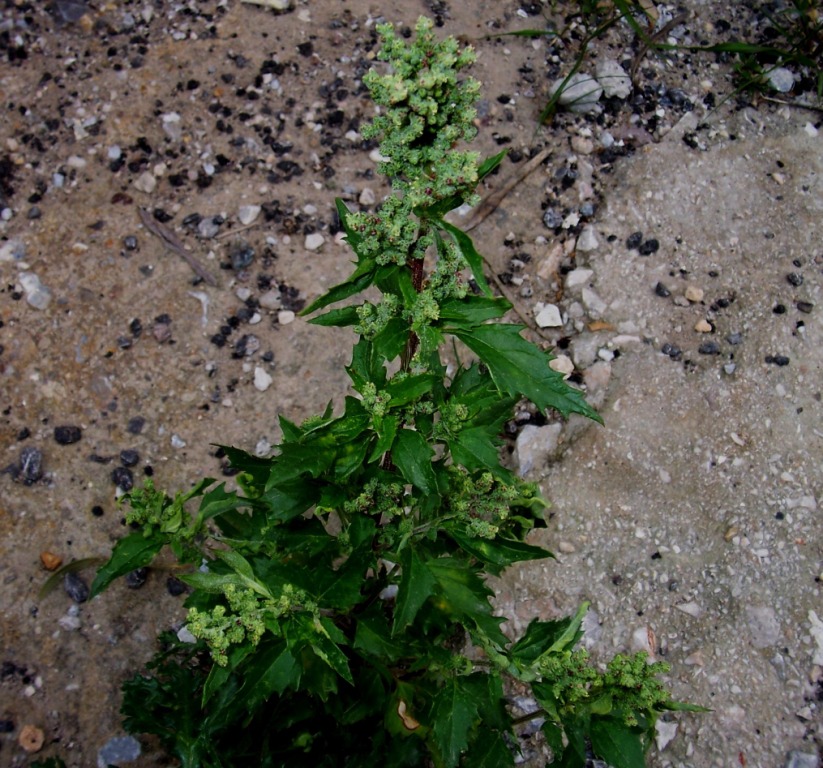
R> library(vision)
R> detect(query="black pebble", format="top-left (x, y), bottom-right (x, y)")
top-left (112, 466), bottom-right (134, 491)
top-left (638, 238), bottom-right (660, 255)
top-left (64, 572), bottom-right (90, 604)
top-left (654, 282), bottom-right (671, 298)
top-left (796, 301), bottom-right (813, 314)
top-left (0, 719), bottom-right (13, 733)
top-left (125, 568), bottom-right (148, 589)
top-left (698, 341), bottom-right (721, 355)
top-left (54, 425), bottom-right (82, 445)
top-left (786, 273), bottom-right (803, 287)
top-left (626, 231), bottom-right (643, 249)
top-left (166, 576), bottom-right (186, 596)
top-left (123, 235), bottom-right (138, 251)
top-left (127, 416), bottom-right (145, 434)
top-left (91, 505), bottom-right (104, 517)
top-left (229, 241), bottom-right (255, 271)
top-left (18, 447), bottom-right (43, 485)
top-left (773, 303), bottom-right (786, 314)
top-left (766, 354), bottom-right (790, 366)
top-left (119, 449), bottom-right (139, 467)
top-left (661, 343), bottom-right (681, 359)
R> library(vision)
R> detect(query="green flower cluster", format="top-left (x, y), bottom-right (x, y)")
top-left (343, 477), bottom-right (406, 520)
top-left (538, 649), bottom-right (673, 727)
top-left (124, 479), bottom-right (186, 536)
top-left (363, 16), bottom-right (480, 207)
top-left (446, 469), bottom-right (520, 539)
top-left (187, 583), bottom-right (313, 666)
top-left (601, 652), bottom-right (673, 726)
top-left (355, 294), bottom-right (400, 338)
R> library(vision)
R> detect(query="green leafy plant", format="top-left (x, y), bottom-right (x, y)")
top-left (91, 17), bottom-right (700, 768)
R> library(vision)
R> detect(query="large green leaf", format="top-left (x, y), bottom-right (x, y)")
top-left (447, 425), bottom-right (510, 481)
top-left (429, 677), bottom-right (479, 768)
top-left (354, 608), bottom-right (405, 662)
top-left (260, 477), bottom-right (321, 522)
top-left (589, 717), bottom-right (646, 768)
top-left (448, 530), bottom-right (552, 574)
top-left (241, 639), bottom-right (300, 710)
top-left (439, 295), bottom-right (511, 325)
top-left (464, 728), bottom-right (515, 768)
top-left (393, 547), bottom-right (437, 635)
top-left (392, 428), bottom-right (438, 495)
top-left (427, 558), bottom-right (507, 646)
top-left (448, 324), bottom-right (602, 422)
top-left (510, 603), bottom-right (589, 664)
top-left (90, 532), bottom-right (164, 598)
top-left (307, 305), bottom-right (360, 327)
top-left (301, 255), bottom-right (377, 315)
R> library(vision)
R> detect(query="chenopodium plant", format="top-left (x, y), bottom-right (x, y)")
top-left (91, 17), bottom-right (700, 768)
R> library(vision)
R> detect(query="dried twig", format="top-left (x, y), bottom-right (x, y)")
top-left (462, 147), bottom-right (551, 232)
top-left (137, 207), bottom-right (219, 287)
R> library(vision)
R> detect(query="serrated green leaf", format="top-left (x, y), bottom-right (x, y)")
top-left (439, 295), bottom-right (511, 325)
top-left (427, 558), bottom-right (507, 646)
top-left (260, 477), bottom-right (321, 522)
top-left (448, 324), bottom-right (602, 422)
top-left (310, 615), bottom-right (354, 685)
top-left (448, 530), bottom-right (551, 574)
top-left (354, 609), bottom-right (404, 662)
top-left (448, 425), bottom-right (510, 480)
top-left (90, 533), bottom-right (164, 598)
top-left (463, 728), bottom-right (515, 768)
top-left (372, 316), bottom-right (409, 364)
top-left (541, 720), bottom-right (565, 757)
top-left (429, 677), bottom-right (479, 768)
top-left (308, 305), bottom-right (360, 327)
top-left (589, 717), bottom-right (646, 768)
top-left (302, 256), bottom-right (377, 315)
top-left (194, 482), bottom-right (243, 527)
top-left (369, 413), bottom-right (398, 462)
top-left (392, 428), bottom-right (437, 495)
top-left (393, 547), bottom-right (437, 635)
top-left (386, 372), bottom-right (437, 407)
top-left (510, 602), bottom-right (589, 663)
top-left (438, 220), bottom-right (491, 296)
top-left (179, 570), bottom-right (246, 594)
top-left (242, 639), bottom-right (300, 710)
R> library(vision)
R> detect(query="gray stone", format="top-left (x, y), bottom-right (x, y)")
top-left (97, 735), bottom-right (141, 768)
top-left (768, 67), bottom-right (795, 93)
top-left (19, 272), bottom-right (52, 310)
top-left (745, 604), bottom-right (781, 648)
top-left (576, 225), bottom-right (599, 252)
top-left (551, 72), bottom-right (603, 113)
top-left (596, 59), bottom-right (633, 99)
top-left (516, 423), bottom-right (563, 476)
top-left (785, 751), bottom-right (819, 768)
top-left (535, 303), bottom-right (563, 328)
top-left (238, 205), bottom-right (261, 225)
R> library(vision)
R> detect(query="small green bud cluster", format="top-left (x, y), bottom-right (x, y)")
top-left (446, 469), bottom-right (520, 539)
top-left (359, 382), bottom-right (391, 418)
top-left (124, 479), bottom-right (185, 536)
top-left (344, 477), bottom-right (406, 520)
top-left (602, 653), bottom-right (672, 726)
top-left (187, 583), bottom-right (313, 666)
top-left (538, 649), bottom-right (599, 705)
top-left (355, 294), bottom-right (400, 338)
top-left (363, 16), bottom-right (480, 206)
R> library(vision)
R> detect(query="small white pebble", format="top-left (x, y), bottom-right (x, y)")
top-left (254, 366), bottom-right (273, 392)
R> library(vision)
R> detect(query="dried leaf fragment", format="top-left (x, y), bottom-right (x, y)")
top-left (397, 700), bottom-right (420, 731)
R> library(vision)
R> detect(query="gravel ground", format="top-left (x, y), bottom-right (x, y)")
top-left (0, 1), bottom-right (821, 766)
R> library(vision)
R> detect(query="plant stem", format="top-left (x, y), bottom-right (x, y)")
top-left (400, 257), bottom-right (425, 371)
top-left (510, 708), bottom-right (547, 726)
